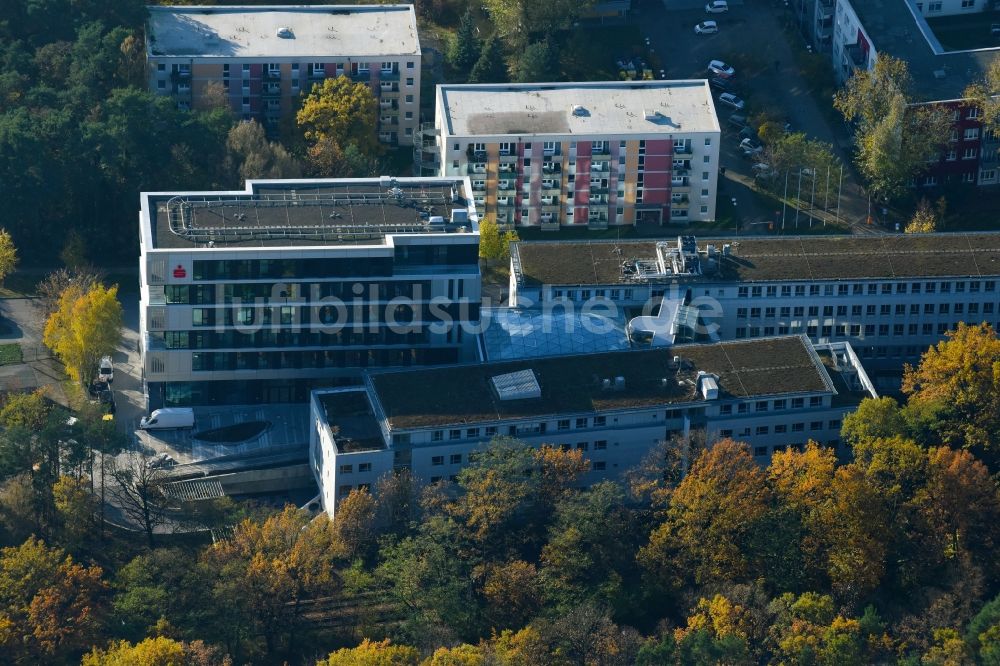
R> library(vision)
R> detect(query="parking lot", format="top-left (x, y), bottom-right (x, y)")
top-left (636, 0), bottom-right (869, 228)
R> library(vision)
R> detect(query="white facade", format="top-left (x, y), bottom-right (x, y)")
top-left (310, 337), bottom-right (876, 518)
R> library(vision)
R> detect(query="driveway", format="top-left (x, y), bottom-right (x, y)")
top-left (638, 0), bottom-right (870, 228)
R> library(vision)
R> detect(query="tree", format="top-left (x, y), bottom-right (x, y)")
top-left (318, 638), bottom-right (420, 665)
top-left (963, 54), bottom-right (1000, 138)
top-left (198, 80), bottom-right (231, 112)
top-left (905, 197), bottom-right (938, 233)
top-left (331, 488), bottom-right (376, 562)
top-left (83, 637), bottom-right (232, 666)
top-left (511, 37), bottom-right (560, 83)
top-left (469, 35), bottom-right (508, 84)
top-left (306, 137), bottom-right (382, 178)
top-left (0, 229), bottom-right (18, 287)
top-left (36, 267), bottom-right (105, 316)
top-left (639, 439), bottom-right (773, 587)
top-left (834, 56), bottom-right (951, 200)
top-left (52, 475), bottom-right (96, 549)
top-left (42, 283), bottom-right (122, 385)
top-left (106, 450), bottom-right (170, 548)
top-left (482, 0), bottom-right (596, 44)
top-left (448, 9), bottom-right (480, 74)
top-left (763, 132), bottom-right (840, 203)
top-left (478, 218), bottom-right (504, 262)
top-left (297, 76), bottom-right (379, 155)
top-left (225, 120), bottom-right (301, 184)
top-left (902, 322), bottom-right (1000, 452)
top-left (0, 390), bottom-right (51, 431)
top-left (841, 396), bottom-right (909, 449)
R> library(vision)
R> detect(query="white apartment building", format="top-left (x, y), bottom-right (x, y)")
top-left (310, 335), bottom-right (876, 517)
top-left (509, 234), bottom-right (1000, 372)
top-left (425, 81), bottom-right (721, 229)
top-left (146, 5), bottom-right (421, 145)
top-left (138, 177), bottom-right (479, 410)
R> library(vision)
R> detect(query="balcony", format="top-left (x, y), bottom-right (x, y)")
top-left (672, 177), bottom-right (690, 189)
top-left (845, 43), bottom-right (867, 70)
top-left (262, 82), bottom-right (282, 97)
top-left (542, 162), bottom-right (562, 175)
top-left (589, 194), bottom-right (608, 204)
top-left (673, 143), bottom-right (692, 155)
top-left (540, 218), bottom-right (560, 231)
top-left (592, 144), bottom-right (611, 156)
top-left (673, 159), bottom-right (691, 170)
top-left (379, 69), bottom-right (400, 81)
top-left (588, 217), bottom-right (609, 231)
top-left (589, 185), bottom-right (610, 194)
top-left (496, 196), bottom-right (514, 207)
top-left (264, 68), bottom-right (281, 81)
top-left (498, 152), bottom-right (518, 163)
top-left (590, 162), bottom-right (610, 173)
top-left (308, 69), bottom-right (326, 81)
top-left (498, 162), bottom-right (516, 173)
top-left (541, 195), bottom-right (559, 206)
top-left (352, 69), bottom-right (372, 81)
top-left (467, 163), bottom-right (488, 175)
top-left (380, 99), bottom-right (397, 110)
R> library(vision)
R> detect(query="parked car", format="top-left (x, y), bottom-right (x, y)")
top-left (96, 389), bottom-right (115, 420)
top-left (139, 407), bottom-right (195, 430)
top-left (727, 113), bottom-right (747, 128)
top-left (695, 20), bottom-right (719, 34)
top-left (719, 93), bottom-right (745, 110)
top-left (146, 453), bottom-right (175, 469)
top-left (739, 126), bottom-right (757, 141)
top-left (706, 0), bottom-right (729, 12)
top-left (709, 76), bottom-right (731, 91)
top-left (752, 163), bottom-right (776, 178)
top-left (708, 60), bottom-right (735, 77)
top-left (740, 137), bottom-right (763, 155)
top-left (98, 356), bottom-right (113, 384)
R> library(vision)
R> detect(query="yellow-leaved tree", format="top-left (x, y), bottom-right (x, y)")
top-left (296, 75), bottom-right (379, 156)
top-left (0, 228), bottom-right (18, 287)
top-left (43, 284), bottom-right (123, 385)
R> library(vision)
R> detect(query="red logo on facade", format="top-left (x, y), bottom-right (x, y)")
top-left (172, 265), bottom-right (187, 279)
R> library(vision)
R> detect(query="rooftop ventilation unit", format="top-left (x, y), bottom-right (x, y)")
top-left (276, 27), bottom-right (294, 39)
top-left (571, 105), bottom-right (588, 116)
top-left (644, 109), bottom-right (661, 122)
top-left (697, 371), bottom-right (719, 400)
top-left (492, 369), bottom-right (541, 401)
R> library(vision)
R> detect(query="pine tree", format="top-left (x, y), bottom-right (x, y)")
top-left (448, 9), bottom-right (480, 75)
top-left (469, 35), bottom-right (508, 84)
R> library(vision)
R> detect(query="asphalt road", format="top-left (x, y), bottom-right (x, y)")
top-left (638, 0), bottom-right (871, 229)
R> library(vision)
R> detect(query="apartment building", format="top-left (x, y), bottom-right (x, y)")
top-left (426, 81), bottom-right (721, 229)
top-left (509, 233), bottom-right (1000, 371)
top-left (138, 177), bottom-right (480, 409)
top-left (830, 0), bottom-right (999, 186)
top-left (146, 5), bottom-right (421, 145)
top-left (310, 335), bottom-right (876, 516)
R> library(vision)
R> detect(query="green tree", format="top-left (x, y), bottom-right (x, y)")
top-left (902, 322), bottom-right (1000, 452)
top-left (0, 390), bottom-right (51, 431)
top-left (42, 283), bottom-right (122, 386)
top-left (834, 55), bottom-right (951, 200)
top-left (448, 9), bottom-right (480, 74)
top-left (511, 36), bottom-right (560, 83)
top-left (297, 76), bottom-right (379, 155)
top-left (482, 0), bottom-right (596, 44)
top-left (478, 217), bottom-right (504, 261)
top-left (841, 396), bottom-right (909, 450)
top-left (469, 36), bottom-right (508, 84)
top-left (963, 54), bottom-right (1000, 138)
top-left (82, 637), bottom-right (231, 666)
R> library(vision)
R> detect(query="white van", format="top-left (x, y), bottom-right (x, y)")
top-left (139, 408), bottom-right (195, 430)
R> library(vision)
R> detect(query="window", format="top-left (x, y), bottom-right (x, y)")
top-left (756, 401), bottom-right (768, 412)
top-left (593, 461), bottom-right (607, 471)
top-left (775, 424), bottom-right (787, 433)
top-left (406, 60), bottom-right (415, 69)
top-left (359, 463), bottom-right (371, 473)
top-left (594, 440), bottom-right (608, 450)
top-left (431, 456), bottom-right (444, 466)
top-left (810, 421), bottom-right (823, 431)
top-left (405, 94), bottom-right (414, 103)
top-left (756, 426), bottom-right (769, 435)
top-left (576, 442), bottom-right (589, 451)
top-left (339, 465), bottom-right (353, 474)
top-left (964, 148), bottom-right (978, 160)
top-left (702, 171), bottom-right (709, 180)
top-left (593, 416), bottom-right (606, 426)
top-left (965, 128), bottom-right (980, 141)
top-left (450, 454), bottom-right (462, 465)
top-left (810, 396), bottom-right (823, 407)
top-left (449, 429), bottom-right (461, 440)
top-left (929, 1), bottom-right (942, 10)
top-left (466, 427), bottom-right (479, 438)
top-left (431, 430), bottom-right (443, 442)
top-left (754, 446), bottom-right (767, 457)
top-left (792, 422), bottom-right (804, 432)
top-left (704, 137), bottom-right (712, 146)
top-left (774, 399), bottom-right (786, 410)
top-left (720, 404), bottom-right (733, 415)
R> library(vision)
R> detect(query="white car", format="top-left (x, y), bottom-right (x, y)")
top-left (695, 20), bottom-right (719, 34)
top-left (719, 93), bottom-right (745, 110)
top-left (707, 59), bottom-right (735, 77)
top-left (706, 0), bottom-right (729, 12)
top-left (98, 356), bottom-right (113, 384)
top-left (740, 138), bottom-right (763, 154)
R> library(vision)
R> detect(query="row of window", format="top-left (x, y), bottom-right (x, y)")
top-left (426, 416), bottom-right (613, 443)
top-left (461, 138), bottom-right (701, 155)
top-left (187, 347), bottom-right (459, 372)
top-left (162, 280), bottom-right (434, 305)
top-left (170, 327), bottom-right (433, 350)
top-left (750, 440), bottom-right (841, 458)
top-left (737, 300), bottom-right (996, 319)
top-left (719, 419), bottom-right (841, 439)
top-left (733, 320), bottom-right (991, 339)
top-left (719, 396), bottom-right (824, 415)
top-left (736, 279), bottom-right (996, 299)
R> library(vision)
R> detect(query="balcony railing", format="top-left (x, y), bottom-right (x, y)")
top-left (379, 70), bottom-right (400, 81)
top-left (542, 162), bottom-right (562, 174)
top-left (467, 163), bottom-right (487, 175)
top-left (673, 144), bottom-right (692, 155)
top-left (264, 69), bottom-right (281, 81)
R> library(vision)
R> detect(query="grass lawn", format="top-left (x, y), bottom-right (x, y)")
top-left (481, 263), bottom-right (510, 287)
top-left (0, 343), bottom-right (23, 366)
top-left (926, 12), bottom-right (1000, 51)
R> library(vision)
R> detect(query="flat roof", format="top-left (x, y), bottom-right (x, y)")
top-left (847, 0), bottom-right (997, 102)
top-left (318, 390), bottom-right (386, 453)
top-left (146, 5), bottom-right (420, 59)
top-left (369, 336), bottom-right (833, 429)
top-left (513, 233), bottom-right (1000, 285)
top-left (143, 178), bottom-right (475, 249)
top-left (437, 81), bottom-right (720, 138)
